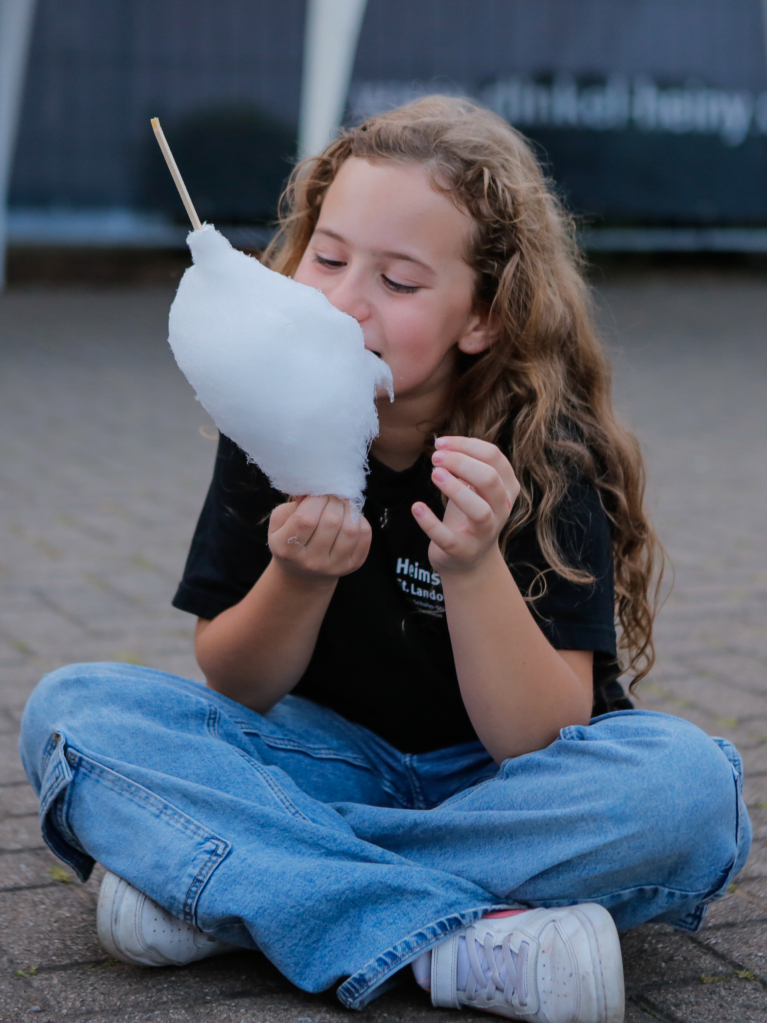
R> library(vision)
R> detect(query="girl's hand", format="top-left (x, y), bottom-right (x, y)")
top-left (268, 495), bottom-right (371, 583)
top-left (412, 437), bottom-right (520, 576)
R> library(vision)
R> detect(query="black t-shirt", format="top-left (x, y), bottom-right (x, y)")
top-left (173, 434), bottom-right (631, 753)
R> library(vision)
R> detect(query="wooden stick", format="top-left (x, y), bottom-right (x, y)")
top-left (150, 117), bottom-right (202, 231)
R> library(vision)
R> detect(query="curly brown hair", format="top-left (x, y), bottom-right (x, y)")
top-left (262, 95), bottom-right (662, 690)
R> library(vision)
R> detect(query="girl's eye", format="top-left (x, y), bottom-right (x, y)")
top-left (382, 274), bottom-right (420, 294)
top-left (313, 254), bottom-right (345, 269)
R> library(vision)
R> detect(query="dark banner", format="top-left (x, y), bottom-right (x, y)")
top-left (349, 75), bottom-right (767, 226)
top-left (350, 0), bottom-right (767, 227)
top-left (11, 0), bottom-right (767, 229)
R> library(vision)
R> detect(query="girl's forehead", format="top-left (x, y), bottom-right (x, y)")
top-left (317, 157), bottom-right (473, 261)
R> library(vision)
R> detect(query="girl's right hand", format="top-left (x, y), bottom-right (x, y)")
top-left (268, 496), bottom-right (371, 582)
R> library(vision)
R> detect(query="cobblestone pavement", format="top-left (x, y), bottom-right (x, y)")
top-left (0, 272), bottom-right (765, 1022)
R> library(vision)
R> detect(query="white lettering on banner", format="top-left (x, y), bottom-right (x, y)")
top-left (630, 79), bottom-right (754, 146)
top-left (483, 76), bottom-right (632, 132)
top-left (350, 77), bottom-right (767, 148)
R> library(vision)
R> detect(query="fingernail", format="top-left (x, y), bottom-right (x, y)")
top-left (435, 437), bottom-right (449, 448)
top-left (432, 451), bottom-right (445, 464)
top-left (412, 503), bottom-right (425, 517)
top-left (433, 468), bottom-right (447, 482)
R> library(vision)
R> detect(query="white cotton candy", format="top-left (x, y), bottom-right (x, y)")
top-left (168, 225), bottom-right (393, 510)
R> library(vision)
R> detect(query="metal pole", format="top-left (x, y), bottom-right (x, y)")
top-left (298, 0), bottom-right (368, 160)
top-left (0, 0), bottom-right (37, 289)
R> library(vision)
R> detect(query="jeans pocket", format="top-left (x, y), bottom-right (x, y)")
top-left (235, 722), bottom-right (403, 807)
top-left (239, 726), bottom-right (373, 767)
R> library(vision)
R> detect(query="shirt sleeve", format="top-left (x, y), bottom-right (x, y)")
top-left (504, 481), bottom-right (617, 657)
top-left (172, 434), bottom-right (282, 620)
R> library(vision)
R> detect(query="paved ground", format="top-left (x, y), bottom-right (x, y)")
top-left (0, 270), bottom-right (766, 1022)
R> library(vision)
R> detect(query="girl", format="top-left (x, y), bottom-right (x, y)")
top-left (20, 98), bottom-right (750, 1023)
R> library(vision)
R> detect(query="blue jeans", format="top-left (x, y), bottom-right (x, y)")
top-left (19, 663), bottom-right (751, 1009)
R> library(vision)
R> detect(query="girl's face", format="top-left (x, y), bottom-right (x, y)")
top-left (293, 158), bottom-right (492, 401)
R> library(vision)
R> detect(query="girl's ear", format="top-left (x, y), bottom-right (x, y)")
top-left (457, 308), bottom-right (498, 356)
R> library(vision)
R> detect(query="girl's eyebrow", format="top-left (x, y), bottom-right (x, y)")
top-left (313, 228), bottom-right (436, 275)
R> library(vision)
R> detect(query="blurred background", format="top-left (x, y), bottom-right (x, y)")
top-left (1, 3), bottom-right (767, 1021)
top-left (5, 0), bottom-right (767, 278)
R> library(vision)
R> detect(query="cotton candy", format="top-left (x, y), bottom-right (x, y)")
top-left (168, 225), bottom-right (393, 509)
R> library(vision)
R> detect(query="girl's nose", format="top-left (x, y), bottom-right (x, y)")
top-left (323, 273), bottom-right (371, 324)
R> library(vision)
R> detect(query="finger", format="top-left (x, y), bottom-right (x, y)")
top-left (412, 501), bottom-right (462, 554)
top-left (432, 450), bottom-right (511, 513)
top-left (435, 436), bottom-right (517, 492)
top-left (307, 495), bottom-right (346, 553)
top-left (342, 511), bottom-right (372, 568)
top-left (431, 467), bottom-right (495, 527)
top-left (275, 495), bottom-right (329, 547)
top-left (435, 435), bottom-right (502, 463)
top-left (328, 500), bottom-right (363, 560)
top-left (355, 514), bottom-right (373, 558)
top-left (269, 500), bottom-right (296, 534)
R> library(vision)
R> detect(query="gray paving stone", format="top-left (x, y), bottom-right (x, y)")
top-left (0, 812), bottom-right (44, 854)
top-left (0, 741), bottom-right (30, 787)
top-left (0, 783), bottom-right (39, 819)
top-left (1, 271), bottom-right (767, 1020)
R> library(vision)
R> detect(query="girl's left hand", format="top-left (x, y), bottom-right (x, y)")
top-left (412, 436), bottom-right (520, 576)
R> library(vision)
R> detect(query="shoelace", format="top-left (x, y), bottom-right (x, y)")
top-left (463, 925), bottom-right (530, 1009)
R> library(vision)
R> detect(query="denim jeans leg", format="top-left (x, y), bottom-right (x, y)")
top-left (21, 670), bottom-right (750, 1011)
top-left (335, 709), bottom-right (751, 988)
top-left (334, 711), bottom-right (750, 1005)
top-left (19, 664), bottom-right (501, 1002)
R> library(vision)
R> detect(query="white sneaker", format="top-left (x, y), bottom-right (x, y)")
top-left (97, 870), bottom-right (236, 967)
top-left (422, 904), bottom-right (624, 1023)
